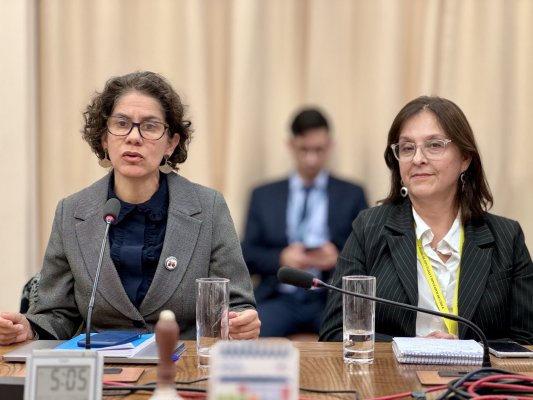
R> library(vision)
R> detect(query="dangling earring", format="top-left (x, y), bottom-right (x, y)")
top-left (400, 180), bottom-right (408, 198)
top-left (98, 149), bottom-right (112, 168)
top-left (460, 172), bottom-right (466, 191)
top-left (159, 155), bottom-right (173, 173)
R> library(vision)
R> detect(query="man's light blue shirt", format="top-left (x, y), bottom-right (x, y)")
top-left (279, 170), bottom-right (329, 294)
top-left (287, 170), bottom-right (330, 247)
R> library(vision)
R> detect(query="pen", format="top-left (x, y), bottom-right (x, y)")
top-left (172, 353), bottom-right (180, 362)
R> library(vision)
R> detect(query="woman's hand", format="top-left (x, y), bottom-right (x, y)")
top-left (0, 312), bottom-right (34, 345)
top-left (228, 309), bottom-right (261, 339)
top-left (419, 330), bottom-right (458, 340)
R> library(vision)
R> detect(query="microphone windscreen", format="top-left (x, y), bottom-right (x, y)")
top-left (103, 198), bottom-right (121, 224)
top-left (277, 267), bottom-right (314, 289)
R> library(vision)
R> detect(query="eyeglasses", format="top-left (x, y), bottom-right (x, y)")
top-left (106, 116), bottom-right (169, 141)
top-left (390, 139), bottom-right (452, 162)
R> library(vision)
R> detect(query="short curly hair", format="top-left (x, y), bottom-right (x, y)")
top-left (82, 71), bottom-right (193, 170)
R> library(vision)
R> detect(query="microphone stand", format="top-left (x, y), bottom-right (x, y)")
top-left (314, 278), bottom-right (491, 367)
top-left (85, 218), bottom-right (113, 350)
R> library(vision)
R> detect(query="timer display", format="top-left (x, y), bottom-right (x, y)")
top-left (24, 349), bottom-right (103, 400)
top-left (35, 366), bottom-right (90, 399)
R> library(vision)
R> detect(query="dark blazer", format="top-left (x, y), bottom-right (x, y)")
top-left (319, 199), bottom-right (533, 344)
top-left (241, 175), bottom-right (367, 301)
top-left (26, 172), bottom-right (256, 340)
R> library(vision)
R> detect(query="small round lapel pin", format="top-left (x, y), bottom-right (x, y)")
top-left (165, 256), bottom-right (178, 271)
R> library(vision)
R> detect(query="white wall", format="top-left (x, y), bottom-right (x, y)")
top-left (0, 0), bottom-right (38, 310)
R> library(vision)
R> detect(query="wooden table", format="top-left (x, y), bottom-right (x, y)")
top-left (2, 341), bottom-right (533, 399)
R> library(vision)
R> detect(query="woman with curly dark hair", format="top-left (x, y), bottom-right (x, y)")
top-left (0, 71), bottom-right (260, 344)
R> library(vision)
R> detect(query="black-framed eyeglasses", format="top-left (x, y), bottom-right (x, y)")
top-left (390, 139), bottom-right (452, 162)
top-left (106, 116), bottom-right (169, 141)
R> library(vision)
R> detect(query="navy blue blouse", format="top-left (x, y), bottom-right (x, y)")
top-left (108, 172), bottom-right (169, 307)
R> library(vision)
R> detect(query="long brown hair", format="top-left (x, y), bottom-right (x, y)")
top-left (381, 96), bottom-right (493, 225)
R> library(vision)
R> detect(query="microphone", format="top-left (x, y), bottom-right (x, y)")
top-left (277, 266), bottom-right (491, 367)
top-left (85, 198), bottom-right (121, 349)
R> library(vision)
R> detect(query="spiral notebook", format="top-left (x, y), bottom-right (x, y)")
top-left (392, 337), bottom-right (483, 365)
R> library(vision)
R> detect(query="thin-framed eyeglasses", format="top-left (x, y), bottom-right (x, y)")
top-left (390, 139), bottom-right (452, 162)
top-left (106, 116), bottom-right (169, 141)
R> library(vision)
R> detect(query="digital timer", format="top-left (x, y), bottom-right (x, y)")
top-left (24, 349), bottom-right (103, 400)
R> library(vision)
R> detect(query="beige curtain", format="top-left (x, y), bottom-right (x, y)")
top-left (37, 0), bottom-right (533, 255)
top-left (3, 0), bottom-right (533, 309)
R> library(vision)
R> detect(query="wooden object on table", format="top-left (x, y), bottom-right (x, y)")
top-left (150, 310), bottom-right (181, 400)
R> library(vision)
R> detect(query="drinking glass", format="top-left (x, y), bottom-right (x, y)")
top-left (196, 278), bottom-right (229, 368)
top-left (342, 275), bottom-right (376, 364)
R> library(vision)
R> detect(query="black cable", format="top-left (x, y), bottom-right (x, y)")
top-left (141, 377), bottom-right (209, 385)
top-left (468, 376), bottom-right (533, 398)
top-left (300, 386), bottom-right (360, 399)
top-left (103, 384), bottom-right (207, 393)
top-left (437, 368), bottom-right (519, 400)
top-left (103, 376), bottom-right (210, 396)
top-left (443, 378), bottom-right (471, 400)
top-left (103, 382), bottom-right (359, 399)
top-left (175, 377), bottom-right (209, 385)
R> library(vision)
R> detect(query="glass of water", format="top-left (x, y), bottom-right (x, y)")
top-left (342, 275), bottom-right (376, 364)
top-left (196, 278), bottom-right (229, 368)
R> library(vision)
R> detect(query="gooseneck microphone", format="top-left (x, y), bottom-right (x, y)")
top-left (85, 198), bottom-right (121, 350)
top-left (277, 266), bottom-right (491, 367)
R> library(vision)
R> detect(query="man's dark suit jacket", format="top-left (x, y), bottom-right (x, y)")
top-left (241, 175), bottom-right (368, 302)
top-left (319, 199), bottom-right (533, 344)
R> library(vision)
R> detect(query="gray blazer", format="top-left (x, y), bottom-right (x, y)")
top-left (319, 199), bottom-right (533, 344)
top-left (26, 172), bottom-right (256, 340)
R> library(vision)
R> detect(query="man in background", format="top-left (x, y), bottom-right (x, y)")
top-left (241, 107), bottom-right (368, 337)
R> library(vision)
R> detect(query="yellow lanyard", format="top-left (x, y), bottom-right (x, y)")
top-left (416, 226), bottom-right (464, 335)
